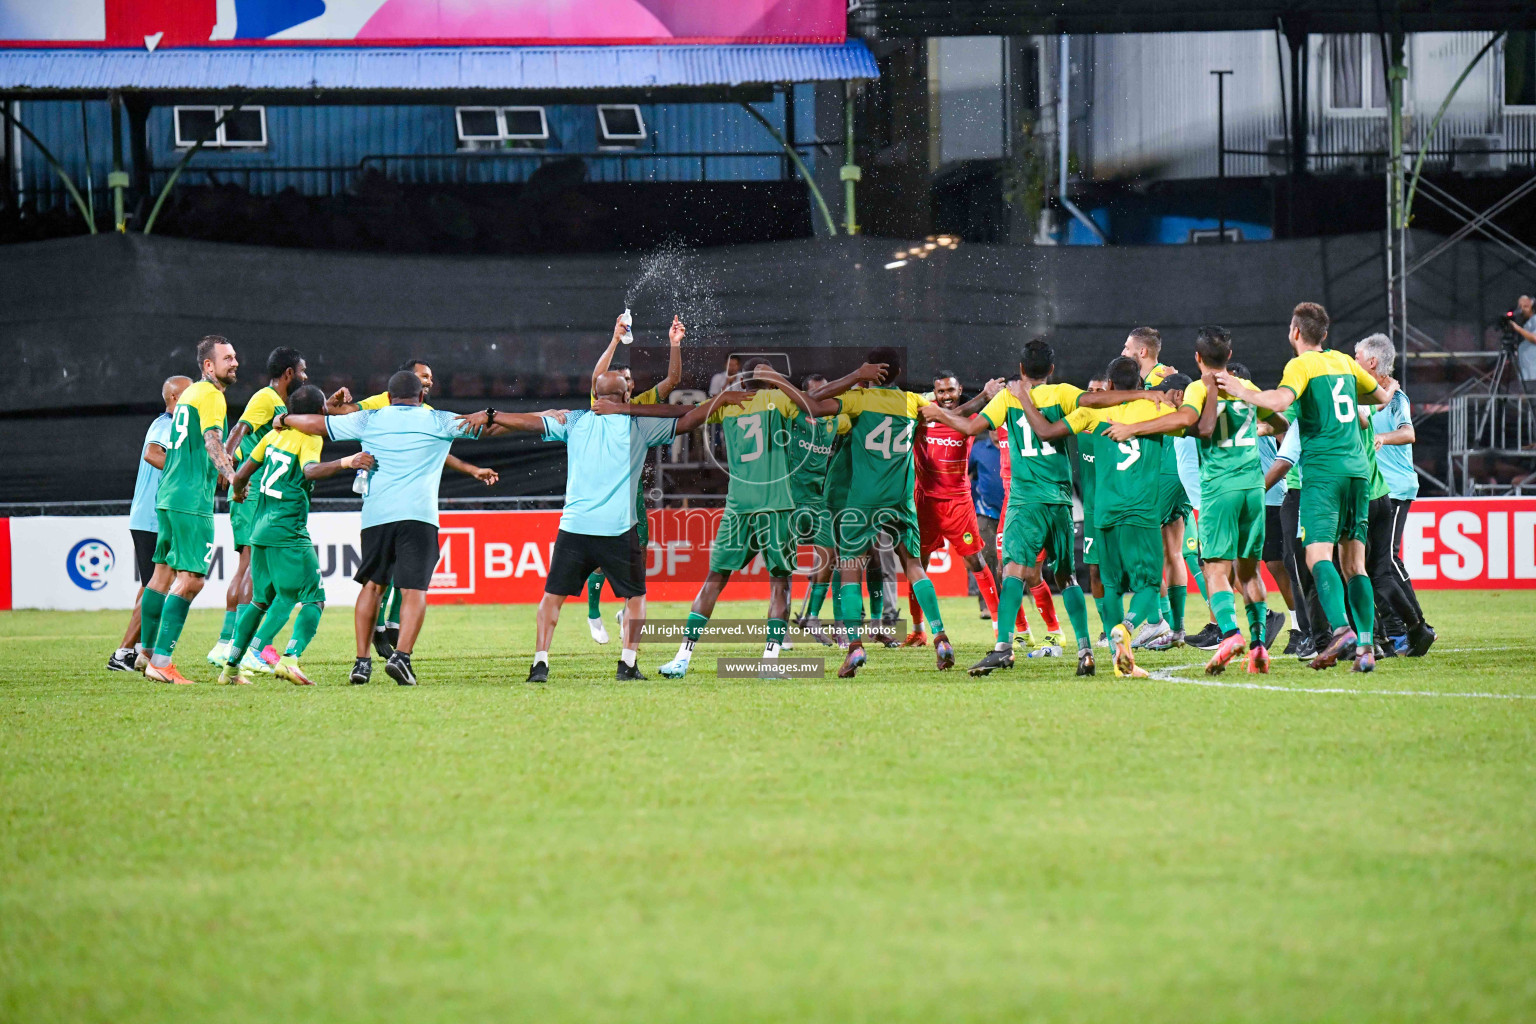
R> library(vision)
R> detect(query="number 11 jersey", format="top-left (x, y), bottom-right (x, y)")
top-left (980, 383), bottom-right (1083, 507)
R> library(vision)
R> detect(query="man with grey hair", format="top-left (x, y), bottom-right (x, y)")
top-left (1507, 295), bottom-right (1536, 384)
top-left (1354, 334), bottom-right (1435, 657)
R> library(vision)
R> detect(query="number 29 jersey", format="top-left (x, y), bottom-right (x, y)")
top-left (980, 383), bottom-right (1083, 507)
top-left (835, 386), bottom-right (930, 510)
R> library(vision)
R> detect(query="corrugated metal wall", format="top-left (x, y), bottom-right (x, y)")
top-left (12, 83), bottom-right (817, 207)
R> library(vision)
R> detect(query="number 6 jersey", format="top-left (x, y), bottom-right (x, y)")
top-left (1276, 349), bottom-right (1380, 480)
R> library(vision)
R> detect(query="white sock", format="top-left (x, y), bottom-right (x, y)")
top-left (1289, 610), bottom-right (1298, 627)
top-left (673, 641), bottom-right (693, 663)
top-left (588, 616), bottom-right (602, 623)
top-left (534, 651), bottom-right (548, 666)
top-left (995, 641), bottom-right (1010, 652)
top-left (621, 648), bottom-right (637, 667)
top-left (763, 642), bottom-right (780, 659)
top-left (134, 643), bottom-right (144, 656)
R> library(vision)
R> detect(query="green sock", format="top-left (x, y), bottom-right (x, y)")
top-left (386, 586), bottom-right (404, 626)
top-left (1103, 588), bottom-right (1126, 632)
top-left (867, 563), bottom-right (884, 620)
top-left (1129, 588), bottom-right (1161, 630)
top-left (1245, 600), bottom-right (1267, 647)
top-left (1158, 593), bottom-right (1172, 625)
top-left (1062, 585), bottom-right (1091, 651)
top-left (218, 609), bottom-right (237, 643)
top-left (1209, 590), bottom-right (1240, 636)
top-left (586, 571), bottom-right (604, 618)
top-left (1185, 553), bottom-right (1209, 602)
top-left (837, 582), bottom-right (864, 641)
top-left (140, 588), bottom-right (167, 652)
top-left (767, 618), bottom-right (787, 649)
top-left (228, 602), bottom-right (266, 662)
top-left (250, 596), bottom-right (296, 655)
top-left (1312, 560), bottom-right (1350, 632)
top-left (1168, 585), bottom-right (1187, 632)
top-left (285, 603), bottom-right (323, 657)
top-left (375, 587), bottom-right (391, 630)
top-left (995, 575), bottom-right (1024, 648)
top-left (152, 593), bottom-right (192, 660)
top-left (685, 611), bottom-right (709, 642)
top-left (807, 582), bottom-right (830, 617)
top-left (1346, 574), bottom-right (1375, 647)
top-left (1093, 595), bottom-right (1114, 637)
top-left (912, 578), bottom-right (945, 635)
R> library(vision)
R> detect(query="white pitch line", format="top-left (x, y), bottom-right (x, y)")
top-left (1149, 663), bottom-right (1536, 701)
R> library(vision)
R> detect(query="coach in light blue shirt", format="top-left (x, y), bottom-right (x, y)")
top-left (463, 366), bottom-right (744, 682)
top-left (276, 369), bottom-right (481, 686)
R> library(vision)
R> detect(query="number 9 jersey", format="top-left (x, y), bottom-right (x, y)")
top-left (1063, 399), bottom-right (1168, 530)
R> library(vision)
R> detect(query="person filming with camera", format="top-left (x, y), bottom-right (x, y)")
top-left (1509, 294), bottom-right (1536, 385)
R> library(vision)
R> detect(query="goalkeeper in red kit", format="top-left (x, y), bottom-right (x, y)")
top-left (904, 371), bottom-right (1004, 646)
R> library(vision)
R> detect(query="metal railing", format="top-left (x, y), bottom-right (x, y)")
top-left (1448, 392), bottom-right (1536, 494)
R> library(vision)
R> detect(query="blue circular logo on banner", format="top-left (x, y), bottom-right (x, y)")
top-left (66, 538), bottom-right (115, 591)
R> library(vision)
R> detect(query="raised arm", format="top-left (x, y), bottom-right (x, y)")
top-left (809, 362), bottom-right (888, 402)
top-left (591, 315), bottom-right (628, 383)
top-left (326, 388), bottom-right (359, 415)
top-left (272, 413), bottom-right (329, 436)
top-left (457, 409), bottom-right (566, 433)
top-left (955, 378), bottom-right (1005, 417)
top-left (1214, 372), bottom-right (1292, 414)
top-left (306, 451), bottom-right (374, 481)
top-left (1078, 388), bottom-right (1175, 410)
top-left (657, 315), bottom-right (685, 400)
top-left (1016, 388), bottom-right (1072, 442)
top-left (676, 389), bottom-right (750, 434)
top-left (749, 366), bottom-right (819, 419)
top-left (1103, 406), bottom-right (1196, 443)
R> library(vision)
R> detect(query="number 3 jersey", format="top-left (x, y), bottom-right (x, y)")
top-left (979, 383), bottom-right (1083, 507)
top-left (156, 379), bottom-right (228, 516)
top-left (245, 428), bottom-right (324, 546)
top-left (1179, 377), bottom-right (1284, 497)
top-left (835, 386), bottom-right (931, 510)
top-left (1276, 349), bottom-right (1380, 480)
top-left (1063, 399), bottom-right (1167, 529)
top-left (706, 388), bottom-right (802, 513)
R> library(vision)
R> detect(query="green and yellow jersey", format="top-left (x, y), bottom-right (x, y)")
top-left (156, 379), bottom-right (228, 516)
top-left (980, 383), bottom-right (1083, 506)
top-left (707, 388), bottom-right (802, 514)
top-left (789, 412), bottom-right (851, 509)
top-left (835, 386), bottom-right (930, 510)
top-left (1181, 377), bottom-right (1283, 497)
top-left (1277, 349), bottom-right (1380, 480)
top-left (360, 392), bottom-right (434, 411)
top-left (236, 386), bottom-right (285, 461)
top-left (1144, 362), bottom-right (1176, 387)
top-left (246, 428), bottom-right (323, 547)
top-left (823, 434), bottom-right (854, 510)
top-left (1074, 431), bottom-right (1100, 515)
top-left (591, 385), bottom-right (660, 408)
top-left (1063, 399), bottom-right (1168, 529)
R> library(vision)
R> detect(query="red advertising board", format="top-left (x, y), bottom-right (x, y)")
top-left (428, 508), bottom-right (978, 605)
top-left (0, 1), bottom-right (845, 48)
top-left (1395, 497), bottom-right (1536, 589)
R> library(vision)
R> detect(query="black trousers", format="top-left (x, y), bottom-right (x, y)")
top-left (1280, 490), bottom-right (1326, 641)
top-left (1370, 496), bottom-right (1425, 635)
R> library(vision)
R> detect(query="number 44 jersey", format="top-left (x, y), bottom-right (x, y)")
top-left (835, 386), bottom-right (931, 510)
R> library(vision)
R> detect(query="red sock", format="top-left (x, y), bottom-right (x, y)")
top-left (974, 565), bottom-right (999, 621)
top-left (1015, 604), bottom-right (1029, 633)
top-left (1032, 582), bottom-right (1059, 631)
top-left (908, 588), bottom-right (923, 630)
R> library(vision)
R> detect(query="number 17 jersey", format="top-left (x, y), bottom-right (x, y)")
top-left (980, 383), bottom-right (1083, 506)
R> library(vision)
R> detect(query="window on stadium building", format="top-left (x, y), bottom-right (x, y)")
top-left (596, 105), bottom-right (647, 149)
top-left (173, 106), bottom-right (268, 149)
top-left (1507, 33), bottom-right (1536, 108)
top-left (1326, 35), bottom-right (1390, 114)
top-left (454, 106), bottom-right (550, 149)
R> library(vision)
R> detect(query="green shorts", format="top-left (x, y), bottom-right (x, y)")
top-left (1003, 501), bottom-right (1074, 578)
top-left (833, 503), bottom-right (921, 562)
top-left (1199, 488), bottom-right (1265, 561)
top-left (789, 504), bottom-right (835, 549)
top-left (710, 509), bottom-right (795, 575)
top-left (1298, 474), bottom-right (1369, 546)
top-left (230, 497), bottom-right (256, 550)
top-left (1081, 514), bottom-right (1101, 566)
top-left (152, 508), bottom-right (216, 575)
top-left (1098, 521), bottom-right (1163, 594)
top-left (1158, 476), bottom-right (1192, 526)
top-left (251, 544), bottom-right (326, 605)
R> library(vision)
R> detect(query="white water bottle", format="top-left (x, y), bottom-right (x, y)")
top-left (619, 308), bottom-right (634, 345)
top-left (352, 469), bottom-right (369, 496)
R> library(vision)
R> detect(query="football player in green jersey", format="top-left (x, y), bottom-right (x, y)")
top-left (787, 373), bottom-right (852, 646)
top-left (654, 362), bottom-right (816, 678)
top-left (813, 381), bottom-right (890, 644)
top-left (139, 336), bottom-right (240, 686)
top-left (1216, 302), bottom-right (1395, 672)
top-left (222, 385), bottom-right (375, 685)
top-left (1074, 377), bottom-right (1119, 648)
top-left (1020, 357), bottom-right (1172, 679)
top-left (1098, 328), bottom-right (1289, 674)
top-left (209, 346), bottom-right (307, 669)
top-left (921, 339), bottom-right (1097, 678)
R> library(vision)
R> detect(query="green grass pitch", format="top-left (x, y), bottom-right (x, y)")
top-left (3, 592), bottom-right (1535, 1022)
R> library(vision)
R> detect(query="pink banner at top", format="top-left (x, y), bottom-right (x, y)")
top-left (0, 0), bottom-right (846, 48)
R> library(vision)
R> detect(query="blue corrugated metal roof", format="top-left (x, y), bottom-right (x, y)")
top-left (0, 42), bottom-right (877, 92)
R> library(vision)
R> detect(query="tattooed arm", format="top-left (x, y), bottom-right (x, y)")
top-left (205, 428), bottom-right (237, 487)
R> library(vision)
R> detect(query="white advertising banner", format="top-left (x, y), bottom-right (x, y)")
top-left (9, 513), bottom-right (365, 611)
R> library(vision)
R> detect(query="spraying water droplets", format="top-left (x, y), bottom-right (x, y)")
top-left (624, 239), bottom-right (725, 341)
